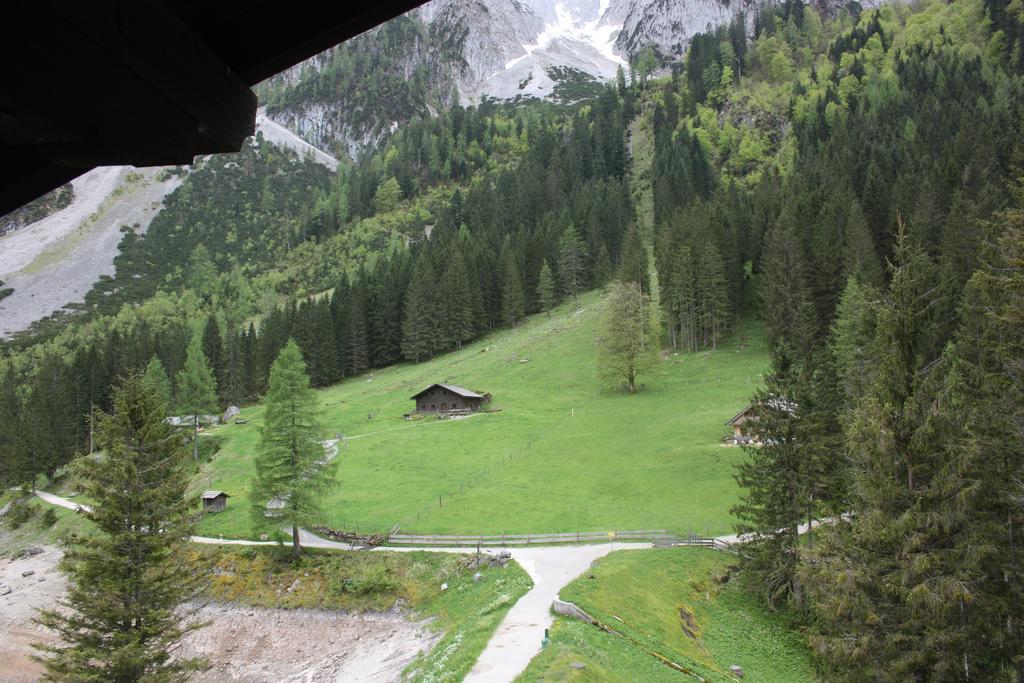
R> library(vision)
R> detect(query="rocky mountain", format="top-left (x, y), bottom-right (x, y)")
top-left (259, 0), bottom-right (758, 156)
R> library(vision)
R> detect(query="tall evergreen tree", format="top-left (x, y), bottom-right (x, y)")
top-left (34, 375), bottom-right (203, 681)
top-left (250, 340), bottom-right (337, 554)
top-left (617, 224), bottom-right (650, 294)
top-left (0, 369), bottom-right (26, 487)
top-left (401, 254), bottom-right (441, 362)
top-left (201, 315), bottom-right (226, 406)
top-left (558, 223), bottom-right (587, 302)
top-left (441, 249), bottom-right (476, 347)
top-left (141, 356), bottom-right (173, 412)
top-left (175, 335), bottom-right (218, 462)
top-left (500, 244), bottom-right (526, 327)
top-left (537, 260), bottom-right (557, 313)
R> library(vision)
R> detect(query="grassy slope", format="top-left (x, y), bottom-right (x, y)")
top-left (196, 290), bottom-right (768, 539)
top-left (519, 547), bottom-right (816, 682)
top-left (0, 491), bottom-right (94, 556)
top-left (190, 545), bottom-right (532, 682)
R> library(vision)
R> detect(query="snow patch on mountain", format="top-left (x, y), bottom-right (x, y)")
top-left (462, 0), bottom-right (626, 103)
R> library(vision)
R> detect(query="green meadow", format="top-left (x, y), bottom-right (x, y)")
top-left (195, 290), bottom-right (768, 538)
top-left (519, 547), bottom-right (816, 682)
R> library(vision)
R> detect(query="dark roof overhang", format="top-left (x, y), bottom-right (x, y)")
top-left (0, 0), bottom-right (427, 216)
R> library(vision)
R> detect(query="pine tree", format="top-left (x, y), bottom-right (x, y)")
top-left (500, 245), bottom-right (526, 327)
top-left (597, 281), bottom-right (657, 393)
top-left (344, 290), bottom-right (368, 376)
top-left (617, 224), bottom-right (651, 294)
top-left (801, 224), bottom-right (962, 680)
top-left (0, 369), bottom-right (26, 487)
top-left (558, 223), bottom-right (587, 302)
top-left (175, 335), bottom-right (218, 462)
top-left (670, 243), bottom-right (698, 352)
top-left (250, 340), bottom-right (337, 555)
top-left (26, 353), bottom-right (79, 482)
top-left (441, 249), bottom-right (476, 347)
top-left (34, 375), bottom-right (203, 681)
top-left (401, 254), bottom-right (440, 362)
top-left (201, 315), bottom-right (225, 406)
top-left (141, 356), bottom-right (173, 412)
top-left (537, 260), bottom-right (557, 313)
top-left (697, 240), bottom-right (730, 349)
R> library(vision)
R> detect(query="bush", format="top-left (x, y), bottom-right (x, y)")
top-left (40, 507), bottom-right (58, 528)
top-left (329, 563), bottom-right (399, 596)
top-left (5, 499), bottom-right (35, 529)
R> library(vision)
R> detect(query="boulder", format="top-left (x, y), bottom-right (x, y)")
top-left (222, 406), bottom-right (241, 422)
top-left (0, 501), bottom-right (11, 517)
top-left (15, 546), bottom-right (44, 559)
top-left (729, 664), bottom-right (744, 678)
top-left (0, 583), bottom-right (11, 595)
top-left (21, 570), bottom-right (35, 577)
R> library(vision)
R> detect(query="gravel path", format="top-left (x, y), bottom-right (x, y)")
top-left (33, 491), bottom-right (656, 681)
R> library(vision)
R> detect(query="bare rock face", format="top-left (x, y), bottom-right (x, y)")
top-left (609, 0), bottom-right (757, 60)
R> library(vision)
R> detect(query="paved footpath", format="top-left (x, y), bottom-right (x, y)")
top-left (463, 541), bottom-right (649, 682)
top-left (35, 491), bottom-right (648, 681)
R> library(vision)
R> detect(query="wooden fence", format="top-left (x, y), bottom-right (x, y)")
top-left (383, 528), bottom-right (737, 551)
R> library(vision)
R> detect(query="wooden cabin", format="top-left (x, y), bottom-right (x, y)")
top-left (201, 490), bottom-right (230, 513)
top-left (725, 398), bottom-right (796, 445)
top-left (411, 383), bottom-right (486, 414)
top-left (725, 405), bottom-right (759, 445)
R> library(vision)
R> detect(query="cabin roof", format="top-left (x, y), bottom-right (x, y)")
top-left (201, 490), bottom-right (229, 500)
top-left (725, 398), bottom-right (797, 425)
top-left (410, 383), bottom-right (485, 400)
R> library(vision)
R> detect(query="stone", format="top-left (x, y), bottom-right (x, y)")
top-left (222, 406), bottom-right (241, 422)
top-left (440, 582), bottom-right (448, 592)
top-left (570, 662), bottom-right (586, 670)
top-left (0, 583), bottom-right (11, 595)
top-left (0, 501), bottom-right (11, 517)
top-left (729, 664), bottom-right (744, 678)
top-left (21, 570), bottom-right (35, 577)
top-left (473, 572), bottom-right (482, 583)
top-left (15, 546), bottom-right (44, 559)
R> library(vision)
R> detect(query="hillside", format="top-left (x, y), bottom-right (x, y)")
top-left (520, 547), bottom-right (815, 681)
top-left (195, 290), bottom-right (768, 538)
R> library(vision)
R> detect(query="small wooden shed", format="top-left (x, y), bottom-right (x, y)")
top-left (201, 490), bottom-right (230, 513)
top-left (725, 405), bottom-right (759, 444)
top-left (411, 383), bottom-right (486, 413)
top-left (725, 398), bottom-right (796, 445)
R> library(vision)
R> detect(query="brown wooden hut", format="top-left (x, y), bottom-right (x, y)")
top-left (411, 384), bottom-right (486, 414)
top-left (201, 490), bottom-right (230, 513)
top-left (725, 398), bottom-right (796, 445)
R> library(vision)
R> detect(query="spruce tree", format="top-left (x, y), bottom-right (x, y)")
top-left (697, 240), bottom-right (730, 349)
top-left (201, 315), bottom-right (225, 405)
top-left (141, 356), bottom-right (173, 412)
top-left (617, 224), bottom-right (650, 294)
top-left (801, 225), bottom-right (961, 679)
top-left (500, 246), bottom-right (526, 327)
top-left (34, 375), bottom-right (203, 681)
top-left (175, 335), bottom-right (218, 462)
top-left (401, 254), bottom-right (440, 362)
top-left (0, 369), bottom-right (26, 487)
top-left (344, 291), bottom-right (369, 376)
top-left (558, 223), bottom-right (587, 302)
top-left (442, 249), bottom-right (476, 347)
top-left (537, 260), bottom-right (557, 313)
top-left (670, 243), bottom-right (698, 352)
top-left (250, 340), bottom-right (337, 555)
top-left (597, 281), bottom-right (657, 393)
